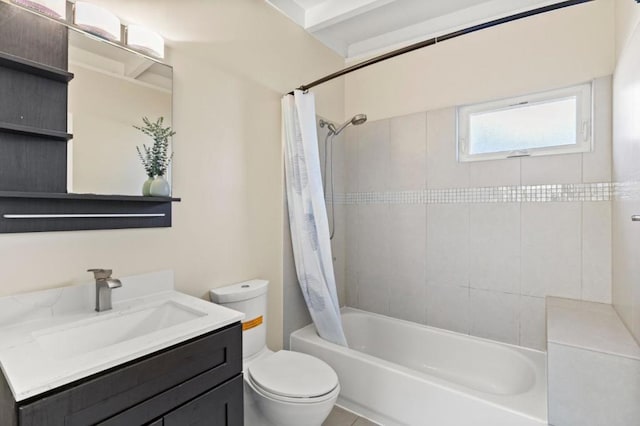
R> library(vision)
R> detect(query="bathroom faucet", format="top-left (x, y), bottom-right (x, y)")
top-left (88, 269), bottom-right (122, 312)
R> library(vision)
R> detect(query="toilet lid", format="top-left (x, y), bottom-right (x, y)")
top-left (247, 350), bottom-right (338, 398)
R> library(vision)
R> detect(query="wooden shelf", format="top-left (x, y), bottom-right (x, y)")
top-left (0, 51), bottom-right (73, 82)
top-left (0, 191), bottom-right (181, 202)
top-left (0, 192), bottom-right (180, 233)
top-left (0, 122), bottom-right (72, 141)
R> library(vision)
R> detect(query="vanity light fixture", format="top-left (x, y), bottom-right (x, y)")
top-left (11, 0), bottom-right (66, 19)
top-left (126, 24), bottom-right (165, 59)
top-left (74, 1), bottom-right (121, 42)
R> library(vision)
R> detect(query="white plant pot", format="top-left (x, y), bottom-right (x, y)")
top-left (149, 175), bottom-right (170, 197)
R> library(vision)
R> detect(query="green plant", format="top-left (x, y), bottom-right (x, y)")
top-left (134, 116), bottom-right (175, 177)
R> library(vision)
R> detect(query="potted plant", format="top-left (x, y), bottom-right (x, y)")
top-left (134, 117), bottom-right (175, 196)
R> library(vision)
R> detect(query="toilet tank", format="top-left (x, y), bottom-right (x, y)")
top-left (210, 280), bottom-right (268, 359)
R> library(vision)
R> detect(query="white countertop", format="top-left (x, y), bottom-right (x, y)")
top-left (0, 270), bottom-right (244, 401)
top-left (546, 297), bottom-right (640, 360)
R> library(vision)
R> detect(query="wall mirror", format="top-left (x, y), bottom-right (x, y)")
top-left (67, 29), bottom-right (173, 196)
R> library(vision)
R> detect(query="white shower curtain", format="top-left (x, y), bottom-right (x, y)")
top-left (282, 90), bottom-right (348, 347)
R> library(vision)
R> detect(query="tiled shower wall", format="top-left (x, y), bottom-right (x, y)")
top-left (334, 76), bottom-right (613, 351)
top-left (612, 20), bottom-right (640, 344)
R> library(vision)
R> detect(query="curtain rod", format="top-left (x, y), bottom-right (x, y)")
top-left (288, 0), bottom-right (593, 95)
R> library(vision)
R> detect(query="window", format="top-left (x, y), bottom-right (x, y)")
top-left (457, 82), bottom-right (592, 162)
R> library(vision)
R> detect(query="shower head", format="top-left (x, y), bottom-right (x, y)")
top-left (351, 114), bottom-right (367, 126)
top-left (320, 114), bottom-right (368, 136)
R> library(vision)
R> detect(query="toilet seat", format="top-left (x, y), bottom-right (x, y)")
top-left (247, 350), bottom-right (339, 403)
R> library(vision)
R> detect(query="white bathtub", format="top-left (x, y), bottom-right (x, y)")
top-left (290, 308), bottom-right (547, 426)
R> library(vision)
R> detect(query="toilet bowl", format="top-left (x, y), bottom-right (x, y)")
top-left (210, 280), bottom-right (339, 426)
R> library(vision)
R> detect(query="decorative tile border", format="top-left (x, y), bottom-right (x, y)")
top-left (328, 182), bottom-right (612, 205)
top-left (612, 182), bottom-right (640, 201)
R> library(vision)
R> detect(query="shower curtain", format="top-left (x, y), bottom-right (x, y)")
top-left (282, 90), bottom-right (348, 347)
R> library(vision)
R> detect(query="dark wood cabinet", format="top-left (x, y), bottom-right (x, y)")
top-left (163, 375), bottom-right (243, 426)
top-left (0, 3), bottom-right (70, 195)
top-left (0, 322), bottom-right (243, 426)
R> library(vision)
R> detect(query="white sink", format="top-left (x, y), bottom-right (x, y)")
top-left (0, 271), bottom-right (245, 402)
top-left (34, 301), bottom-right (206, 359)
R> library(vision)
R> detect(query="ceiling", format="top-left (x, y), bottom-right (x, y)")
top-left (266, 0), bottom-right (570, 61)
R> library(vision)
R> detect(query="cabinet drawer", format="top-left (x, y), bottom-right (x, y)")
top-left (18, 323), bottom-right (242, 426)
top-left (164, 375), bottom-right (243, 426)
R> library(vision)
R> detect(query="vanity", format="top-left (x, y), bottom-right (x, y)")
top-left (0, 271), bottom-right (245, 425)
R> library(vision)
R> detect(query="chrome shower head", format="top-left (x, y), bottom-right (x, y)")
top-left (321, 114), bottom-right (368, 136)
top-left (351, 114), bottom-right (367, 126)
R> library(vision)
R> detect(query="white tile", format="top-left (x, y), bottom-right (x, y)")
top-left (426, 284), bottom-right (470, 334)
top-left (388, 112), bottom-right (427, 191)
top-left (611, 199), bottom-right (636, 332)
top-left (331, 130), bottom-right (347, 194)
top-left (357, 119), bottom-right (390, 192)
top-left (357, 270), bottom-right (389, 316)
top-left (387, 204), bottom-right (427, 323)
top-left (470, 289), bottom-right (520, 344)
top-left (469, 203), bottom-right (520, 294)
top-left (546, 297), bottom-right (640, 359)
top-left (331, 204), bottom-right (347, 306)
top-left (344, 126), bottom-right (359, 193)
top-left (345, 271), bottom-right (358, 307)
top-left (345, 205), bottom-right (359, 307)
top-left (388, 205), bottom-right (427, 281)
top-left (469, 158), bottom-right (521, 187)
top-left (519, 296), bottom-right (546, 350)
top-left (582, 201), bottom-right (612, 303)
top-left (634, 271), bottom-right (640, 344)
top-left (357, 205), bottom-right (390, 270)
top-left (389, 273), bottom-right (427, 324)
top-left (426, 108), bottom-right (469, 189)
top-left (356, 205), bottom-right (390, 314)
top-left (583, 76), bottom-right (612, 183)
top-left (521, 153), bottom-right (582, 185)
top-left (548, 343), bottom-right (640, 426)
top-left (427, 203), bottom-right (469, 287)
top-left (521, 202), bottom-right (582, 299)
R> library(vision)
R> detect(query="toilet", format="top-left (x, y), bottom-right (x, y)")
top-left (210, 280), bottom-right (340, 426)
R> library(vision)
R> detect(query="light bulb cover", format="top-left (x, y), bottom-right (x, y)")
top-left (11, 0), bottom-right (66, 19)
top-left (74, 2), bottom-right (121, 42)
top-left (126, 25), bottom-right (164, 58)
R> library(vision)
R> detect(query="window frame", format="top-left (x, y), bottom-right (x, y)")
top-left (457, 82), bottom-right (593, 162)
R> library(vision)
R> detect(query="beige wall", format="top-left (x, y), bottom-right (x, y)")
top-left (0, 0), bottom-right (345, 350)
top-left (345, 0), bottom-right (615, 122)
top-left (615, 0), bottom-right (640, 62)
top-left (612, 0), bottom-right (640, 344)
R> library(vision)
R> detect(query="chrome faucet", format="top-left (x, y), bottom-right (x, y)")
top-left (88, 269), bottom-right (122, 312)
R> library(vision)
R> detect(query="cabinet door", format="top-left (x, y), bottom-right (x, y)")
top-left (163, 376), bottom-right (243, 426)
top-left (19, 323), bottom-right (242, 426)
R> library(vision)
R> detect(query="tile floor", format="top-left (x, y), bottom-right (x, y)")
top-left (323, 406), bottom-right (379, 426)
